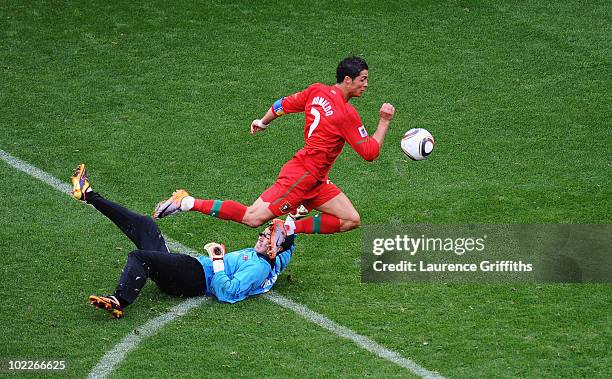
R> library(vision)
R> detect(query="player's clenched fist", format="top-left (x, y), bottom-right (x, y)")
top-left (379, 103), bottom-right (395, 121)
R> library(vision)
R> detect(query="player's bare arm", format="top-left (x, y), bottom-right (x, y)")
top-left (371, 102), bottom-right (395, 146)
top-left (250, 104), bottom-right (280, 135)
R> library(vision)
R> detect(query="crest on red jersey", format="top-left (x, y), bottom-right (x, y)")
top-left (358, 126), bottom-right (368, 137)
top-left (280, 201), bottom-right (292, 213)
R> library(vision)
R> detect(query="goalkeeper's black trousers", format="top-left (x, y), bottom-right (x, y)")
top-left (86, 192), bottom-right (206, 306)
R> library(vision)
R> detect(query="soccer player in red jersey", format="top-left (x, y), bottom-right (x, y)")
top-left (154, 56), bottom-right (395, 255)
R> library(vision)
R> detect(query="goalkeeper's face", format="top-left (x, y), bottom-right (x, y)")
top-left (254, 227), bottom-right (271, 254)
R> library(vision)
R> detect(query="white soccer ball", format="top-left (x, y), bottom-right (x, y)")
top-left (401, 128), bottom-right (435, 161)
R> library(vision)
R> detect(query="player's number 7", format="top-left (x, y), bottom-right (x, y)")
top-left (307, 107), bottom-right (321, 138)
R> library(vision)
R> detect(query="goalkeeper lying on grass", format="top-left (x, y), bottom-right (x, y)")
top-left (70, 164), bottom-right (301, 318)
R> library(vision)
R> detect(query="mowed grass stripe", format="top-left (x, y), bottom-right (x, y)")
top-left (0, 148), bottom-right (444, 378)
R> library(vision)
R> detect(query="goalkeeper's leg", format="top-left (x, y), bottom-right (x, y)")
top-left (87, 192), bottom-right (169, 252)
top-left (112, 250), bottom-right (206, 307)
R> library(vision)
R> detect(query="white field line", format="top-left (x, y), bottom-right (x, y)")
top-left (0, 149), bottom-right (444, 379)
top-left (87, 238), bottom-right (205, 379)
top-left (0, 150), bottom-right (71, 194)
top-left (264, 292), bottom-right (444, 379)
top-left (88, 297), bottom-right (208, 379)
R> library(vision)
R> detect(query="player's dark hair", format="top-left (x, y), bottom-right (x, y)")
top-left (336, 56), bottom-right (368, 83)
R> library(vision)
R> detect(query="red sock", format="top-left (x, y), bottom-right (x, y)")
top-left (294, 213), bottom-right (341, 234)
top-left (192, 199), bottom-right (247, 224)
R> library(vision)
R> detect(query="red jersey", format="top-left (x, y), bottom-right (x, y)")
top-left (277, 83), bottom-right (380, 181)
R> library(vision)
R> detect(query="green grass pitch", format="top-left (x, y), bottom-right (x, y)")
top-left (1, 1), bottom-right (610, 377)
